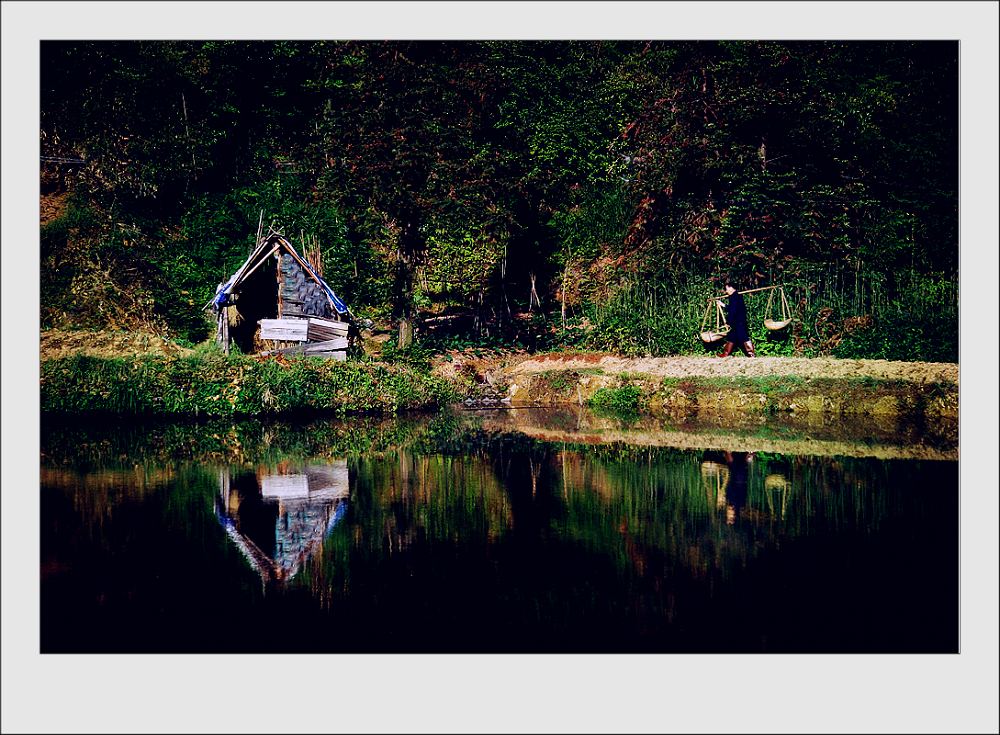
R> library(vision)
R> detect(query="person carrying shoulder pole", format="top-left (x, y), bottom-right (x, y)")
top-left (717, 276), bottom-right (756, 357)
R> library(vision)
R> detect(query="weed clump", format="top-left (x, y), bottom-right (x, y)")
top-left (588, 385), bottom-right (645, 414)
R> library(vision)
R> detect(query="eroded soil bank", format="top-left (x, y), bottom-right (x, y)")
top-left (433, 352), bottom-right (959, 422)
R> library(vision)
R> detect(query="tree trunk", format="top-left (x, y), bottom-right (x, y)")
top-left (561, 260), bottom-right (569, 328)
top-left (398, 317), bottom-right (414, 349)
top-left (391, 207), bottom-right (424, 350)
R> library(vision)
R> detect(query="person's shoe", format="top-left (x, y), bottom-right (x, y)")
top-left (717, 342), bottom-right (735, 357)
top-left (742, 341), bottom-right (756, 357)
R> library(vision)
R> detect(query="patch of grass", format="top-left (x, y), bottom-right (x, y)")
top-left (660, 375), bottom-right (808, 397)
top-left (617, 371), bottom-right (646, 383)
top-left (847, 376), bottom-right (908, 392)
top-left (539, 370), bottom-right (576, 394)
top-left (746, 375), bottom-right (806, 395)
top-left (588, 385), bottom-right (645, 414)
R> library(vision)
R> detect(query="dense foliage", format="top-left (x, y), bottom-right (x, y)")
top-left (41, 41), bottom-right (957, 360)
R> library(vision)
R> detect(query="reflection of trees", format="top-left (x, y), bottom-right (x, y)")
top-left (554, 444), bottom-right (892, 583)
top-left (40, 467), bottom-right (177, 532)
top-left (304, 438), bottom-right (902, 615)
top-left (41, 416), bottom-right (956, 651)
top-left (364, 450), bottom-right (513, 548)
top-left (302, 449), bottom-right (514, 606)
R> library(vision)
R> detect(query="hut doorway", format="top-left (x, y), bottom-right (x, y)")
top-left (226, 252), bottom-right (279, 355)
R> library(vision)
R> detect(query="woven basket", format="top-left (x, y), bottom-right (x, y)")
top-left (700, 328), bottom-right (730, 344)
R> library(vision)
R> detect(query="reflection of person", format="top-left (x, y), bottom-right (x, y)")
top-left (722, 451), bottom-right (751, 524)
top-left (717, 277), bottom-right (756, 357)
top-left (700, 450), bottom-right (754, 525)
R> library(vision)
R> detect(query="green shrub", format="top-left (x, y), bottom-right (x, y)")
top-left (588, 385), bottom-right (645, 414)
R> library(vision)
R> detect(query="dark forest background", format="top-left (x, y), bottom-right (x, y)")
top-left (39, 40), bottom-right (958, 361)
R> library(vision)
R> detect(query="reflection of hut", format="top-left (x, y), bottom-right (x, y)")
top-left (209, 232), bottom-right (351, 358)
top-left (217, 461), bottom-right (350, 583)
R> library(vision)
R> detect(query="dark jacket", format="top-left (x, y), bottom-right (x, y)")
top-left (725, 291), bottom-right (750, 342)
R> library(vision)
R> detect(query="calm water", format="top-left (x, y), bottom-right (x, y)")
top-left (40, 411), bottom-right (958, 653)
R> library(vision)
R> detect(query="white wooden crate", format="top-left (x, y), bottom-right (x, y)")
top-left (259, 318), bottom-right (309, 342)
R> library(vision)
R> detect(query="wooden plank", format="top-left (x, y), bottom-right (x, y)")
top-left (260, 474), bottom-right (310, 499)
top-left (259, 318), bottom-right (309, 341)
top-left (308, 327), bottom-right (348, 341)
top-left (303, 338), bottom-right (348, 352)
top-left (308, 317), bottom-right (348, 341)
top-left (308, 350), bottom-right (347, 361)
top-left (259, 338), bottom-right (348, 357)
top-left (309, 317), bottom-right (348, 332)
top-left (260, 330), bottom-right (309, 341)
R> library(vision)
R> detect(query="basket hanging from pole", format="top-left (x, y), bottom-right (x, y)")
top-left (763, 286), bottom-right (792, 331)
top-left (699, 298), bottom-right (730, 344)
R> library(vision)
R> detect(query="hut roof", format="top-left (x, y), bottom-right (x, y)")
top-left (211, 232), bottom-right (349, 315)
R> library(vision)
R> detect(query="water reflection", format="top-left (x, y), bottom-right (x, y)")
top-left (701, 451), bottom-right (748, 524)
top-left (216, 462), bottom-right (349, 584)
top-left (701, 451), bottom-right (791, 525)
top-left (39, 412), bottom-right (958, 652)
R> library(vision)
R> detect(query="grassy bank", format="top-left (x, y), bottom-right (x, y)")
top-left (40, 353), bottom-right (454, 417)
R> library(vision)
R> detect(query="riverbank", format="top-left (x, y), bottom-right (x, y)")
top-left (38, 331), bottom-right (958, 421)
top-left (40, 352), bottom-right (453, 417)
top-left (434, 350), bottom-right (959, 422)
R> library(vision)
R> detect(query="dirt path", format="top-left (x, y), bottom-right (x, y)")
top-left (40, 329), bottom-right (193, 360)
top-left (431, 350), bottom-right (959, 420)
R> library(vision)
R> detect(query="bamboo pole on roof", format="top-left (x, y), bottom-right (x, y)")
top-left (234, 240), bottom-right (284, 285)
top-left (201, 235), bottom-right (273, 312)
top-left (229, 237), bottom-right (274, 288)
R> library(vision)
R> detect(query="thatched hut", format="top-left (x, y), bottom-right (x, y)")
top-left (210, 232), bottom-right (351, 358)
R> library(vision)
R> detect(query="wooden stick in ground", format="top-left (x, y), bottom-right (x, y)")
top-left (561, 261), bottom-right (568, 328)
